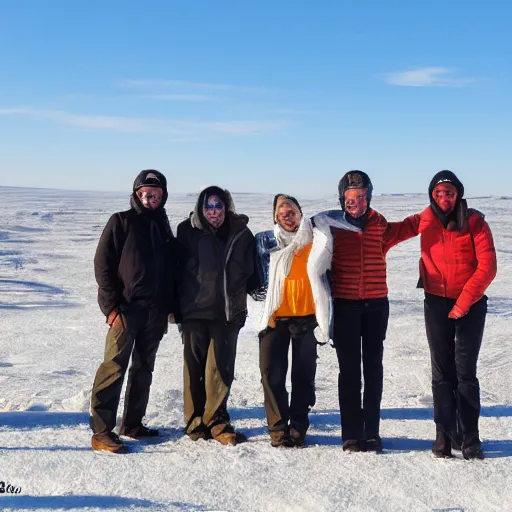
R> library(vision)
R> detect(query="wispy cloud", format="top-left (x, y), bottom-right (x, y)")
top-left (383, 67), bottom-right (475, 87)
top-left (0, 107), bottom-right (289, 140)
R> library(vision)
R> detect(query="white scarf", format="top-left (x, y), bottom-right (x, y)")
top-left (261, 217), bottom-right (313, 329)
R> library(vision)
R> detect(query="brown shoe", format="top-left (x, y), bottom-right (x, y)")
top-left (270, 430), bottom-right (294, 448)
top-left (214, 431), bottom-right (247, 446)
top-left (91, 432), bottom-right (129, 454)
top-left (120, 424), bottom-right (159, 439)
top-left (289, 427), bottom-right (306, 448)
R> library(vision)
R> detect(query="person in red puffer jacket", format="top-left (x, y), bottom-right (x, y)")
top-left (390, 170), bottom-right (497, 460)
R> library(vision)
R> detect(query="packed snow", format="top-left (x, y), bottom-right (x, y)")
top-left (0, 186), bottom-right (511, 512)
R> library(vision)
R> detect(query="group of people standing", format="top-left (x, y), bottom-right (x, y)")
top-left (89, 168), bottom-right (497, 461)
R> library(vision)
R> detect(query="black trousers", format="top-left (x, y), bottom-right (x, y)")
top-left (90, 306), bottom-right (168, 435)
top-left (424, 293), bottom-right (487, 447)
top-left (182, 320), bottom-right (241, 438)
top-left (333, 297), bottom-right (389, 441)
top-left (259, 316), bottom-right (318, 434)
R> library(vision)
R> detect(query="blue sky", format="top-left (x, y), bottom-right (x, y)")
top-left (0, 0), bottom-right (510, 198)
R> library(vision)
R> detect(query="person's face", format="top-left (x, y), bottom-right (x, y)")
top-left (433, 183), bottom-right (458, 214)
top-left (136, 187), bottom-right (163, 209)
top-left (344, 188), bottom-right (368, 218)
top-left (277, 202), bottom-right (301, 232)
top-left (203, 194), bottom-right (226, 228)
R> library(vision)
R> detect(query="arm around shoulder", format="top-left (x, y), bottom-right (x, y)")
top-left (383, 213), bottom-right (421, 252)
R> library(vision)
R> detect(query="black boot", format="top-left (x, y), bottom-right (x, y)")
top-left (342, 439), bottom-right (363, 452)
top-left (462, 443), bottom-right (484, 460)
top-left (462, 435), bottom-right (484, 460)
top-left (432, 431), bottom-right (453, 458)
top-left (365, 436), bottom-right (383, 454)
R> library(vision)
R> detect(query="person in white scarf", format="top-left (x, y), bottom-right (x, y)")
top-left (256, 194), bottom-right (359, 448)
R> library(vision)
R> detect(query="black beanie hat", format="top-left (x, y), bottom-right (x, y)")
top-left (132, 169), bottom-right (168, 208)
top-left (428, 170), bottom-right (464, 199)
top-left (272, 194), bottom-right (302, 223)
top-left (338, 170), bottom-right (373, 209)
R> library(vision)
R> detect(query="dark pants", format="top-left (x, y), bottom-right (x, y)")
top-left (182, 320), bottom-right (241, 438)
top-left (333, 297), bottom-right (389, 441)
top-left (424, 293), bottom-right (487, 448)
top-left (90, 306), bottom-right (168, 435)
top-left (259, 316), bottom-right (318, 434)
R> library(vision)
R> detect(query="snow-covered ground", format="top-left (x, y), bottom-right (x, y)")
top-left (1, 186), bottom-right (511, 512)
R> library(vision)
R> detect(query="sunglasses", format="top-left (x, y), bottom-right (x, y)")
top-left (137, 191), bottom-right (162, 200)
top-left (204, 202), bottom-right (224, 211)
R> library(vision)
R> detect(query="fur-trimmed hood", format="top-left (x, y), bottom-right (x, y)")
top-left (189, 186), bottom-right (237, 230)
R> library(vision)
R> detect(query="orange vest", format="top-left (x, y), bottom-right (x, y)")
top-left (274, 243), bottom-right (315, 318)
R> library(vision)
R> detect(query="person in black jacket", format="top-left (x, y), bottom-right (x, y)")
top-left (90, 170), bottom-right (179, 453)
top-left (177, 186), bottom-right (255, 445)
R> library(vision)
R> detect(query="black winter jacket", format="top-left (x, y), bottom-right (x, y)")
top-left (94, 205), bottom-right (179, 317)
top-left (177, 212), bottom-right (255, 324)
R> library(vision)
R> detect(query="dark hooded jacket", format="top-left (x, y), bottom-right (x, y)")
top-left (94, 170), bottom-right (179, 317)
top-left (176, 186), bottom-right (255, 324)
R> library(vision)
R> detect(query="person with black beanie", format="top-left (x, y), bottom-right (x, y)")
top-left (90, 170), bottom-right (180, 453)
top-left (388, 170), bottom-right (497, 459)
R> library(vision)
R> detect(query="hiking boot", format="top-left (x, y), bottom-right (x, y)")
top-left (211, 423), bottom-right (247, 446)
top-left (365, 436), bottom-right (383, 454)
top-left (289, 427), bottom-right (306, 448)
top-left (214, 431), bottom-right (247, 446)
top-left (462, 443), bottom-right (484, 460)
top-left (342, 439), bottom-right (362, 452)
top-left (432, 431), bottom-right (453, 459)
top-left (91, 432), bottom-right (129, 454)
top-left (120, 424), bottom-right (159, 439)
top-left (187, 424), bottom-right (212, 441)
top-left (270, 430), bottom-right (294, 448)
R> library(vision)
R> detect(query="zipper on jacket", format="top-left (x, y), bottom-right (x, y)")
top-left (224, 229), bottom-right (246, 321)
top-left (441, 230), bottom-right (447, 297)
top-left (359, 232), bottom-right (364, 299)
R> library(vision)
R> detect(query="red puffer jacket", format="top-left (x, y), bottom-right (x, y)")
top-left (387, 206), bottom-right (497, 314)
top-left (417, 206), bottom-right (496, 313)
top-left (331, 209), bottom-right (415, 300)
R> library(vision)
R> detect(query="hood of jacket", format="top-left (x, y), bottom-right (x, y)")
top-left (189, 186), bottom-right (238, 230)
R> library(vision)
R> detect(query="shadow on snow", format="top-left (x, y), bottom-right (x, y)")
top-left (0, 411), bottom-right (90, 429)
top-left (0, 495), bottom-right (203, 510)
top-left (0, 278), bottom-right (76, 310)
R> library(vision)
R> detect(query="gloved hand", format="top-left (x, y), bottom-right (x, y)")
top-left (250, 286), bottom-right (267, 302)
top-left (107, 309), bottom-right (125, 329)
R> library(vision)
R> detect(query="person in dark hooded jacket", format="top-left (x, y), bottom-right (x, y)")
top-left (90, 170), bottom-right (179, 453)
top-left (177, 186), bottom-right (255, 445)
